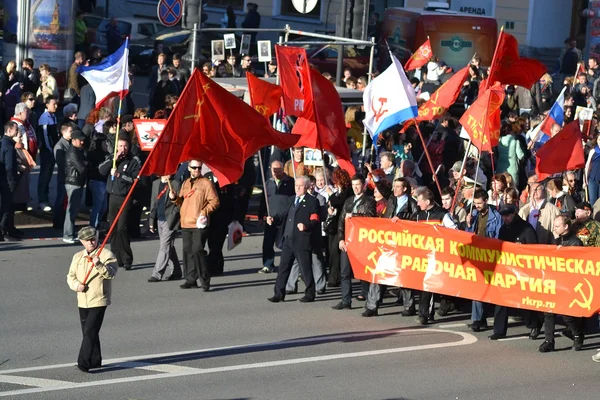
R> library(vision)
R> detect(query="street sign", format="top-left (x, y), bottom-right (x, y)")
top-left (157, 0), bottom-right (182, 27)
top-left (291, 0), bottom-right (318, 14)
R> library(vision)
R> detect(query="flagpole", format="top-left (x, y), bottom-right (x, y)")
top-left (247, 80), bottom-right (272, 217)
top-left (414, 120), bottom-right (442, 196)
top-left (271, 36), bottom-right (284, 156)
top-left (571, 62), bottom-right (581, 92)
top-left (484, 26), bottom-right (504, 93)
top-left (450, 138), bottom-right (472, 212)
top-left (83, 69), bottom-right (198, 285)
top-left (111, 38), bottom-right (129, 180)
top-left (469, 155), bottom-right (482, 214)
top-left (362, 37), bottom-right (376, 159)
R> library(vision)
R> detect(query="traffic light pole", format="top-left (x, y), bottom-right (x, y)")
top-left (336, 0), bottom-right (348, 87)
top-left (191, 23), bottom-right (198, 71)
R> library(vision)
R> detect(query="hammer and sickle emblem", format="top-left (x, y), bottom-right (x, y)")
top-left (569, 278), bottom-right (594, 311)
top-left (184, 83), bottom-right (211, 121)
top-left (255, 105), bottom-right (269, 116)
top-left (371, 97), bottom-right (389, 123)
top-left (365, 251), bottom-right (386, 277)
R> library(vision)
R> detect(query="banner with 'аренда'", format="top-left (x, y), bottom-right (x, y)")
top-left (345, 217), bottom-right (600, 318)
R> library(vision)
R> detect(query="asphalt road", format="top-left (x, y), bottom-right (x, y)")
top-left (1, 231), bottom-right (599, 399)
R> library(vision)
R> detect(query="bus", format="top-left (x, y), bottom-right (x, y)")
top-left (381, 3), bottom-right (498, 70)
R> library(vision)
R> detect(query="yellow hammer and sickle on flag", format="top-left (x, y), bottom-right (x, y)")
top-left (184, 83), bottom-right (211, 121)
top-left (569, 278), bottom-right (594, 311)
top-left (255, 105), bottom-right (269, 116)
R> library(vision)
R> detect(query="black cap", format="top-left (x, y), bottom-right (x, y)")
top-left (576, 202), bottom-right (592, 211)
top-left (71, 129), bottom-right (86, 141)
top-left (121, 115), bottom-right (134, 124)
top-left (499, 204), bottom-right (517, 216)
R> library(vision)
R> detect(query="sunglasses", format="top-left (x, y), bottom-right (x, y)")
top-left (189, 166), bottom-right (201, 170)
top-left (27, 98), bottom-right (35, 101)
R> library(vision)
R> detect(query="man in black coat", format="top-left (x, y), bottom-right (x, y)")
top-left (332, 174), bottom-right (377, 311)
top-left (0, 121), bottom-right (20, 241)
top-left (241, 3), bottom-right (261, 54)
top-left (258, 160), bottom-right (294, 273)
top-left (205, 168), bottom-right (235, 276)
top-left (489, 203), bottom-right (538, 340)
top-left (267, 176), bottom-right (321, 303)
top-left (63, 129), bottom-right (88, 243)
top-left (539, 215), bottom-right (585, 353)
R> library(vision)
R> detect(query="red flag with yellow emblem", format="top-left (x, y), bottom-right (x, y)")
top-left (404, 38), bottom-right (432, 71)
top-left (458, 82), bottom-right (505, 152)
top-left (141, 70), bottom-right (299, 185)
top-left (246, 72), bottom-right (282, 118)
top-left (417, 65), bottom-right (470, 121)
top-left (275, 45), bottom-right (314, 120)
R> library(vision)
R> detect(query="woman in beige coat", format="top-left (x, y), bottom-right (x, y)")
top-left (67, 226), bottom-right (118, 372)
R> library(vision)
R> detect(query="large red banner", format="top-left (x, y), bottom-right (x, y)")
top-left (345, 217), bottom-right (600, 317)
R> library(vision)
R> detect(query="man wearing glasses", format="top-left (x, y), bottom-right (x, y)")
top-left (67, 226), bottom-right (117, 372)
top-left (234, 56), bottom-right (253, 78)
top-left (169, 160), bottom-right (219, 291)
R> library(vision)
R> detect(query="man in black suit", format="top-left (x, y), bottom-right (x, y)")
top-left (148, 175), bottom-right (182, 282)
top-left (363, 178), bottom-right (417, 316)
top-left (267, 176), bottom-right (321, 303)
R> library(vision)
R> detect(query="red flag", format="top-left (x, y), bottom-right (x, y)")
top-left (484, 30), bottom-right (546, 91)
top-left (404, 38), bottom-right (433, 71)
top-left (417, 65), bottom-right (470, 121)
top-left (141, 70), bottom-right (299, 185)
top-left (292, 68), bottom-right (355, 175)
top-left (275, 45), bottom-right (314, 119)
top-left (246, 72), bottom-right (282, 118)
top-left (458, 82), bottom-right (505, 152)
top-left (535, 121), bottom-right (585, 181)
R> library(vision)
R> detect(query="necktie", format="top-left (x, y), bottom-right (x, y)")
top-left (295, 197), bottom-right (300, 207)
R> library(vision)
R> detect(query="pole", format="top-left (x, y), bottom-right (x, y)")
top-left (361, 37), bottom-right (376, 159)
top-left (191, 23), bottom-right (198, 72)
top-left (483, 26), bottom-right (504, 93)
top-left (336, 0), bottom-right (348, 87)
top-left (469, 156), bottom-right (481, 214)
top-left (416, 133), bottom-right (434, 166)
top-left (450, 139), bottom-right (471, 212)
top-left (111, 39), bottom-right (130, 179)
top-left (271, 36), bottom-right (283, 155)
top-left (414, 121), bottom-right (442, 197)
top-left (258, 151), bottom-right (271, 217)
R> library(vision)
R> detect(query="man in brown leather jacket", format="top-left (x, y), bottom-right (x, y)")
top-left (169, 160), bottom-right (219, 291)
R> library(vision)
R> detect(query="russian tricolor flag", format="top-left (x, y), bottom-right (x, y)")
top-left (77, 39), bottom-right (130, 108)
top-left (528, 86), bottom-right (566, 145)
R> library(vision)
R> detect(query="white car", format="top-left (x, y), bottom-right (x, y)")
top-left (94, 17), bottom-right (167, 55)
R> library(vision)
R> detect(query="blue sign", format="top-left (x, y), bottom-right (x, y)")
top-left (157, 0), bottom-right (182, 27)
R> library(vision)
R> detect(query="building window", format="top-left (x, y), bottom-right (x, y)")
top-left (207, 0), bottom-right (244, 9)
top-left (280, 0), bottom-right (321, 18)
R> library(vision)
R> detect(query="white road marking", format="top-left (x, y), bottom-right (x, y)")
top-left (438, 323), bottom-right (467, 329)
top-left (0, 375), bottom-right (71, 388)
top-left (0, 328), bottom-right (476, 397)
top-left (498, 336), bottom-right (529, 341)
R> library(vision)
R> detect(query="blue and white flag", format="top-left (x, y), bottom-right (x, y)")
top-left (363, 55), bottom-right (418, 142)
top-left (77, 39), bottom-right (130, 108)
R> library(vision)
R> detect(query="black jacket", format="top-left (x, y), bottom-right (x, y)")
top-left (258, 173), bottom-right (294, 221)
top-left (550, 193), bottom-right (576, 219)
top-left (412, 205), bottom-right (453, 227)
top-left (87, 134), bottom-right (110, 182)
top-left (149, 178), bottom-right (182, 231)
top-left (555, 231), bottom-right (583, 247)
top-left (65, 145), bottom-right (88, 187)
top-left (384, 195), bottom-right (418, 220)
top-left (99, 153), bottom-right (141, 196)
top-left (0, 135), bottom-right (18, 192)
top-left (205, 171), bottom-right (235, 225)
top-left (275, 194), bottom-right (321, 251)
top-left (498, 215), bottom-right (538, 244)
top-left (338, 194), bottom-right (377, 239)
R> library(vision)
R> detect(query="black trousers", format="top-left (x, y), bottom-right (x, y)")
top-left (0, 186), bottom-right (14, 233)
top-left (262, 223), bottom-right (279, 269)
top-left (182, 228), bottom-right (210, 288)
top-left (493, 306), bottom-right (544, 335)
top-left (419, 291), bottom-right (436, 320)
top-left (108, 194), bottom-right (133, 267)
top-left (544, 313), bottom-right (584, 341)
top-left (207, 220), bottom-right (229, 275)
top-left (273, 239), bottom-right (315, 300)
top-left (327, 233), bottom-right (341, 285)
top-left (78, 306), bottom-right (106, 370)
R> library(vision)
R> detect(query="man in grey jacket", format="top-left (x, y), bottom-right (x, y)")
top-left (53, 123), bottom-right (73, 230)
